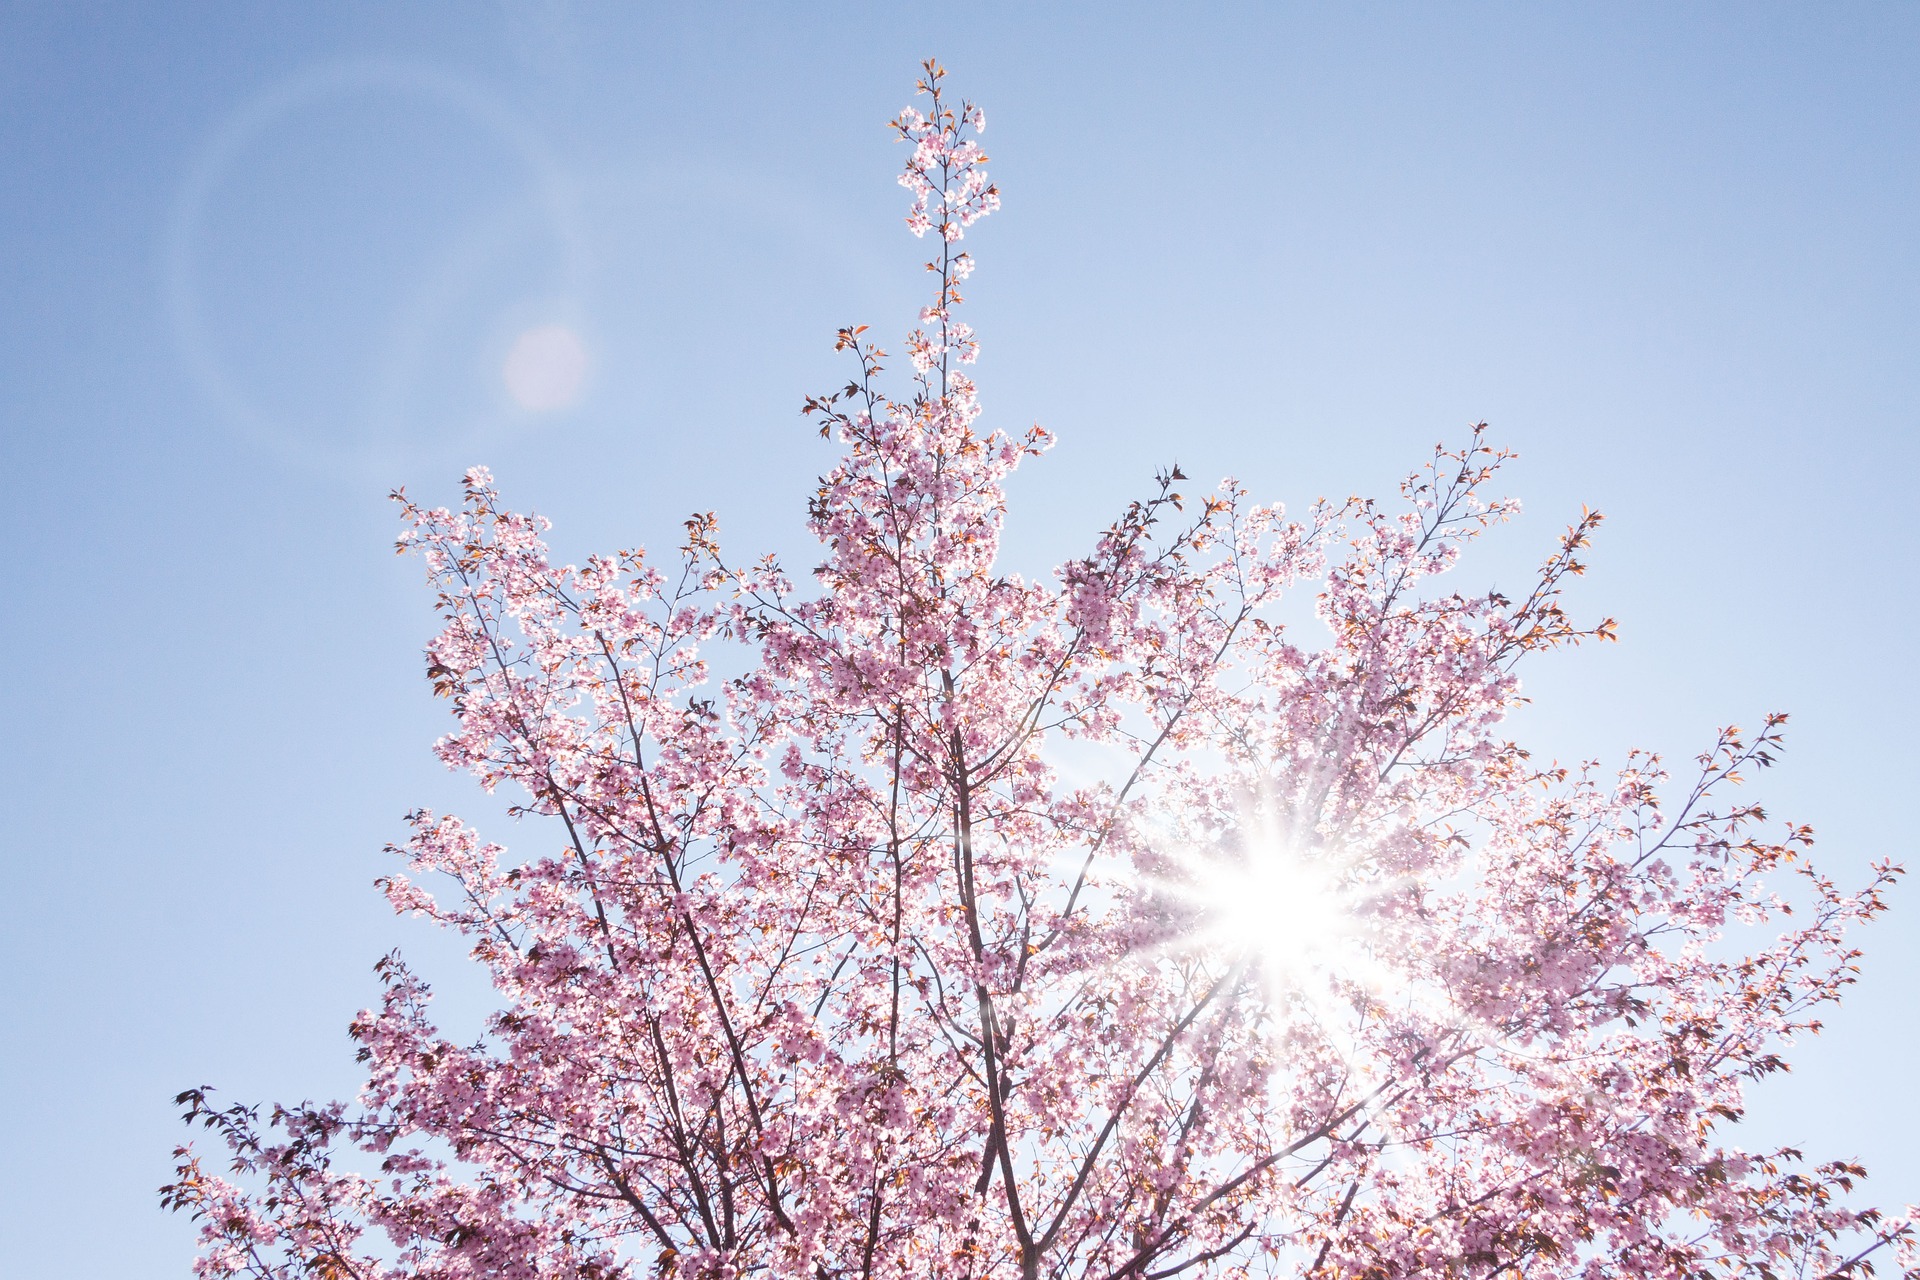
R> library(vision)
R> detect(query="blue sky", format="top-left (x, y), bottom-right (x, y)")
top-left (3, 4), bottom-right (1916, 1271)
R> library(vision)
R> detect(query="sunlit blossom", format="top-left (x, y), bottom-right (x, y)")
top-left (166, 60), bottom-right (1915, 1280)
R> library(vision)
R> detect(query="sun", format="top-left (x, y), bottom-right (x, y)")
top-left (1136, 786), bottom-right (1386, 1005)
top-left (1207, 847), bottom-right (1351, 973)
top-left (1180, 834), bottom-right (1358, 988)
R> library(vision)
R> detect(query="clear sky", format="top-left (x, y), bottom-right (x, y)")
top-left (3, 4), bottom-right (1916, 1272)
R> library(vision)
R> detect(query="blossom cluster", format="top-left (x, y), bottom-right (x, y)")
top-left (894, 63), bottom-right (995, 381)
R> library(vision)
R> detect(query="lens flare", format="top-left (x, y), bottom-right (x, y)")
top-left (503, 324), bottom-right (588, 412)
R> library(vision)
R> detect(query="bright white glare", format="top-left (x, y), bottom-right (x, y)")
top-left (1192, 841), bottom-right (1354, 985)
top-left (503, 324), bottom-right (587, 411)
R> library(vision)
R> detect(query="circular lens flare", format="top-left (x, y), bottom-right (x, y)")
top-left (503, 323), bottom-right (588, 412)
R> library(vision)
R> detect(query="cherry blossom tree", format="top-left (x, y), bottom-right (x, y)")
top-left (166, 62), bottom-right (1916, 1280)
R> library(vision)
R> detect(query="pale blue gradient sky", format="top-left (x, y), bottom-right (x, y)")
top-left (3, 4), bottom-right (1916, 1272)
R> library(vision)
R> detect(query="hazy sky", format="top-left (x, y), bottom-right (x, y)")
top-left (3, 4), bottom-right (1917, 1272)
